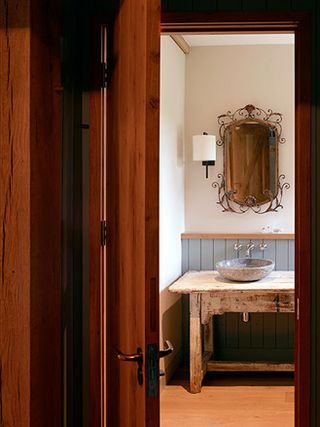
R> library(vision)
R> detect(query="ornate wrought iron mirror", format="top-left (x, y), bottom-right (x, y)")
top-left (213, 105), bottom-right (290, 214)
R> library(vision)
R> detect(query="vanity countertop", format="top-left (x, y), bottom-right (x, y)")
top-left (169, 270), bottom-right (294, 294)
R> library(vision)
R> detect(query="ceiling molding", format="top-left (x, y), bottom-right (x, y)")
top-left (170, 35), bottom-right (191, 54)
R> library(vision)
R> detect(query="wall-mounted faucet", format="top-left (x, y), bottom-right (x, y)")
top-left (246, 242), bottom-right (255, 257)
top-left (233, 242), bottom-right (243, 254)
top-left (259, 240), bottom-right (268, 252)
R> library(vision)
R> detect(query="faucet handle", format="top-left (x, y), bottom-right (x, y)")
top-left (233, 242), bottom-right (243, 252)
top-left (259, 240), bottom-right (268, 251)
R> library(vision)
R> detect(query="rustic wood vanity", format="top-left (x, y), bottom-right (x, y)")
top-left (169, 270), bottom-right (294, 393)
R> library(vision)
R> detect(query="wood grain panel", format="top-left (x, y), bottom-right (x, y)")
top-left (161, 0), bottom-right (169, 12)
top-left (192, 0), bottom-right (217, 12)
top-left (0, 2), bottom-right (31, 425)
top-left (89, 44), bottom-right (102, 427)
top-left (242, 0), bottom-right (267, 10)
top-left (90, 1), bottom-right (161, 425)
top-left (291, 0), bottom-right (315, 10)
top-left (267, 0), bottom-right (291, 9)
top-left (167, 0), bottom-right (192, 12)
top-left (216, 0), bottom-right (243, 10)
top-left (30, 0), bottom-right (61, 424)
top-left (108, 1), bottom-right (148, 422)
top-left (0, 0), bottom-right (61, 425)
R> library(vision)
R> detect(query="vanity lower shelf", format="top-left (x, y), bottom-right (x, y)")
top-left (206, 360), bottom-right (294, 372)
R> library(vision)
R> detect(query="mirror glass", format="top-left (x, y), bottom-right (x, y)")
top-left (224, 120), bottom-right (277, 206)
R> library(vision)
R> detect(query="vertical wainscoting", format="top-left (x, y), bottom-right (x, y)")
top-left (181, 237), bottom-right (295, 362)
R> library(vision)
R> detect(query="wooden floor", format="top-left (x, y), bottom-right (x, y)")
top-left (161, 373), bottom-right (294, 427)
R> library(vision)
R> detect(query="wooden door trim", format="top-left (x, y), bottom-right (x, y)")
top-left (0, 0), bottom-right (61, 425)
top-left (161, 10), bottom-right (311, 427)
top-left (89, 19), bottom-right (104, 427)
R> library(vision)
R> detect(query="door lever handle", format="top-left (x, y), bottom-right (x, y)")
top-left (159, 340), bottom-right (174, 358)
top-left (117, 347), bottom-right (143, 363)
top-left (116, 347), bottom-right (143, 385)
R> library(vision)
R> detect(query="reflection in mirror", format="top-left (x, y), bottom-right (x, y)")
top-left (213, 105), bottom-right (289, 214)
top-left (225, 122), bottom-right (277, 205)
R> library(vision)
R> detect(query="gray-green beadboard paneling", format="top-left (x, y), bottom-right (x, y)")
top-left (181, 238), bottom-right (294, 362)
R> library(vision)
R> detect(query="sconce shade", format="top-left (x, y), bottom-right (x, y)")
top-left (193, 134), bottom-right (216, 161)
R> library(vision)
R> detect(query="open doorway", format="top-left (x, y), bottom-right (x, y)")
top-left (88, 8), bottom-right (311, 427)
top-left (159, 33), bottom-right (296, 426)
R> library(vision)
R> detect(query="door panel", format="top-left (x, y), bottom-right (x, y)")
top-left (90, 1), bottom-right (160, 425)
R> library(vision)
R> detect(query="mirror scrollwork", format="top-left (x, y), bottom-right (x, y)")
top-left (212, 104), bottom-right (290, 214)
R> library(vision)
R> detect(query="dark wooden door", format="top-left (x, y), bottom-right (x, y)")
top-left (90, 1), bottom-right (161, 425)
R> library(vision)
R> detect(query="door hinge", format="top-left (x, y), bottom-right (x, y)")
top-left (101, 220), bottom-right (107, 246)
top-left (101, 62), bottom-right (107, 88)
top-left (296, 297), bottom-right (300, 320)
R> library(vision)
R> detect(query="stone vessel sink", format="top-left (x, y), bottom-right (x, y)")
top-left (216, 258), bottom-right (275, 282)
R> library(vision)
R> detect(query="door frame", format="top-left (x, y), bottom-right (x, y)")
top-left (89, 9), bottom-right (312, 427)
top-left (161, 11), bottom-right (311, 427)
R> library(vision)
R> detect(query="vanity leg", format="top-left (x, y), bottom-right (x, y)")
top-left (202, 316), bottom-right (214, 379)
top-left (190, 293), bottom-right (202, 393)
top-left (204, 316), bottom-right (214, 355)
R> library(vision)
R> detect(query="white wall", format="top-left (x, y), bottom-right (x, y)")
top-left (159, 36), bottom-right (185, 382)
top-left (160, 36), bottom-right (185, 290)
top-left (185, 44), bottom-right (295, 233)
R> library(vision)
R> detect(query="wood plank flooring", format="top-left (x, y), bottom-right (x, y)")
top-left (161, 373), bottom-right (294, 427)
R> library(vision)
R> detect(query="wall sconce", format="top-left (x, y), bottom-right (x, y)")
top-left (192, 132), bottom-right (216, 178)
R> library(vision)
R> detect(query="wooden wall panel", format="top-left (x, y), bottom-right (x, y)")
top-left (313, 3), bottom-right (320, 425)
top-left (266, 0), bottom-right (291, 9)
top-left (193, 0), bottom-right (217, 12)
top-left (216, 0), bottom-right (242, 10)
top-left (242, 0), bottom-right (267, 10)
top-left (291, 0), bottom-right (315, 10)
top-left (0, 0), bottom-right (61, 425)
top-left (167, 0), bottom-right (192, 12)
top-left (0, 2), bottom-right (31, 425)
top-left (30, 0), bottom-right (61, 424)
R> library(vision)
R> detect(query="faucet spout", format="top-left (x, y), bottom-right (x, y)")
top-left (245, 242), bottom-right (255, 257)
